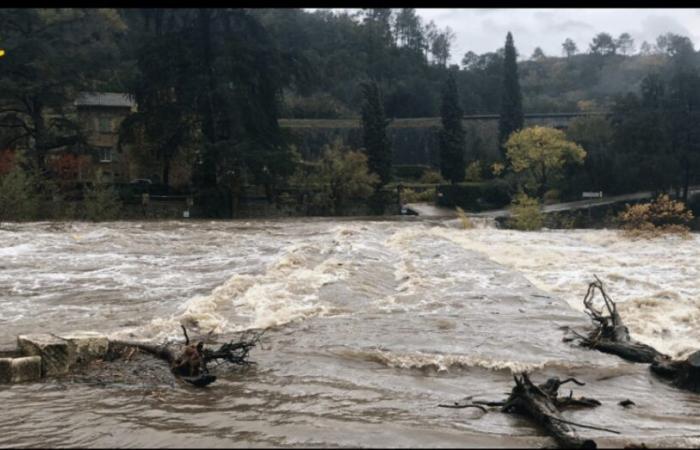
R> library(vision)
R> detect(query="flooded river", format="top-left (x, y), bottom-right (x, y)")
top-left (1, 219), bottom-right (699, 447)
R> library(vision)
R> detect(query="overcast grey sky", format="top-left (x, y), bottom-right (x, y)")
top-left (417, 9), bottom-right (700, 62)
top-left (315, 9), bottom-right (700, 64)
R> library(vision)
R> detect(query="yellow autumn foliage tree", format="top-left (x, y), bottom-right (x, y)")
top-left (505, 126), bottom-right (586, 198)
top-left (617, 194), bottom-right (694, 238)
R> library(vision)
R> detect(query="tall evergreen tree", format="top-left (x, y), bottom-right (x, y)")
top-left (498, 32), bottom-right (524, 159)
top-left (667, 68), bottom-right (700, 201)
top-left (363, 9), bottom-right (393, 81)
top-left (360, 81), bottom-right (392, 186)
top-left (119, 9), bottom-right (302, 217)
top-left (562, 38), bottom-right (578, 57)
top-left (610, 76), bottom-right (673, 194)
top-left (119, 9), bottom-right (196, 187)
top-left (393, 8), bottom-right (425, 53)
top-left (439, 70), bottom-right (466, 183)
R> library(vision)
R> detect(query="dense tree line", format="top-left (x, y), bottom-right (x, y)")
top-left (0, 7), bottom-right (699, 218)
top-left (557, 33), bottom-right (700, 200)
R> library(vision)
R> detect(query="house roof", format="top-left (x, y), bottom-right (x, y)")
top-left (75, 92), bottom-right (135, 108)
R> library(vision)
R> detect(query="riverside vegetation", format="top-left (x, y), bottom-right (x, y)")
top-left (1, 9), bottom-right (700, 220)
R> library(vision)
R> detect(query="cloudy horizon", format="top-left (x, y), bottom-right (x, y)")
top-left (312, 8), bottom-right (700, 64)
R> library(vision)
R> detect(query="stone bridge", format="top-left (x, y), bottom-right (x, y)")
top-left (279, 112), bottom-right (611, 166)
top-left (464, 111), bottom-right (610, 130)
top-left (279, 111), bottom-right (610, 131)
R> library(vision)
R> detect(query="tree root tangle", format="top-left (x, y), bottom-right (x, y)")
top-left (568, 276), bottom-right (700, 393)
top-left (108, 326), bottom-right (264, 388)
top-left (441, 373), bottom-right (609, 449)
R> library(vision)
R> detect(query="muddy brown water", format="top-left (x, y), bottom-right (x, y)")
top-left (1, 219), bottom-right (699, 447)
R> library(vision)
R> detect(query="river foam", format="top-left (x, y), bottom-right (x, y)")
top-left (1, 220), bottom-right (699, 448)
top-left (434, 226), bottom-right (700, 358)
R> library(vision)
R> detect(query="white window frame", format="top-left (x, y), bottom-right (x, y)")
top-left (99, 147), bottom-right (112, 163)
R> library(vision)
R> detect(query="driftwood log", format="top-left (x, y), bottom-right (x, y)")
top-left (572, 276), bottom-right (668, 364)
top-left (440, 373), bottom-right (611, 449)
top-left (650, 350), bottom-right (700, 392)
top-left (568, 277), bottom-right (700, 393)
top-left (109, 326), bottom-right (263, 388)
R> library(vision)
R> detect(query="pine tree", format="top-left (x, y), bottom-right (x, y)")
top-left (439, 70), bottom-right (466, 183)
top-left (361, 81), bottom-right (392, 186)
top-left (498, 32), bottom-right (524, 160)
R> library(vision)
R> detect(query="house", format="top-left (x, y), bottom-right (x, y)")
top-left (72, 92), bottom-right (137, 182)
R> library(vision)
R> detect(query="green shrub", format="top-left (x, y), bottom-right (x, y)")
top-left (545, 211), bottom-right (578, 229)
top-left (290, 139), bottom-right (380, 214)
top-left (419, 169), bottom-right (446, 184)
top-left (83, 180), bottom-right (123, 221)
top-left (0, 166), bottom-right (40, 223)
top-left (543, 189), bottom-right (560, 205)
top-left (508, 193), bottom-right (543, 231)
top-left (402, 187), bottom-right (435, 203)
top-left (464, 160), bottom-right (483, 182)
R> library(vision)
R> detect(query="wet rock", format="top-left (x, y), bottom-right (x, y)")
top-left (17, 332), bottom-right (109, 377)
top-left (18, 334), bottom-right (71, 377)
top-left (0, 356), bottom-right (42, 383)
top-left (58, 331), bottom-right (109, 366)
top-left (0, 358), bottom-right (11, 383)
top-left (619, 399), bottom-right (635, 408)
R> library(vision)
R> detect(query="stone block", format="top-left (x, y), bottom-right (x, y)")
top-left (57, 331), bottom-right (109, 365)
top-left (17, 334), bottom-right (71, 377)
top-left (0, 358), bottom-right (11, 383)
top-left (0, 356), bottom-right (42, 383)
top-left (11, 356), bottom-right (42, 382)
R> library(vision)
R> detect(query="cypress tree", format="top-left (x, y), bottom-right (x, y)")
top-left (499, 32), bottom-right (524, 159)
top-left (361, 81), bottom-right (392, 186)
top-left (439, 70), bottom-right (466, 184)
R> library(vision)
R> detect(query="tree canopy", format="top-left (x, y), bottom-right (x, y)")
top-left (439, 70), bottom-right (466, 183)
top-left (498, 32), bottom-right (524, 158)
top-left (361, 81), bottom-right (392, 186)
top-left (506, 126), bottom-right (586, 198)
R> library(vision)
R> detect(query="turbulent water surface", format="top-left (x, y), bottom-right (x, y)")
top-left (1, 218), bottom-right (699, 448)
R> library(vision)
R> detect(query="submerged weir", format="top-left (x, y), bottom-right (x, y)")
top-left (1, 219), bottom-right (699, 447)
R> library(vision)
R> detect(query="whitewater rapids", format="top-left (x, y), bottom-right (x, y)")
top-left (0, 219), bottom-right (698, 447)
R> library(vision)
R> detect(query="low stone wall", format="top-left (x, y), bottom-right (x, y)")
top-left (0, 332), bottom-right (108, 384)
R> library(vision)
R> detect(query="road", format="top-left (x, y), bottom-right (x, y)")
top-left (405, 186), bottom-right (700, 219)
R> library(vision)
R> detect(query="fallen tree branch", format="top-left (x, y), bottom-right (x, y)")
top-left (441, 373), bottom-right (603, 449)
top-left (576, 276), bottom-right (667, 364)
top-left (651, 350), bottom-right (700, 393)
top-left (569, 277), bottom-right (700, 393)
top-left (545, 414), bottom-right (620, 435)
top-left (437, 403), bottom-right (487, 412)
top-left (109, 328), bottom-right (264, 388)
